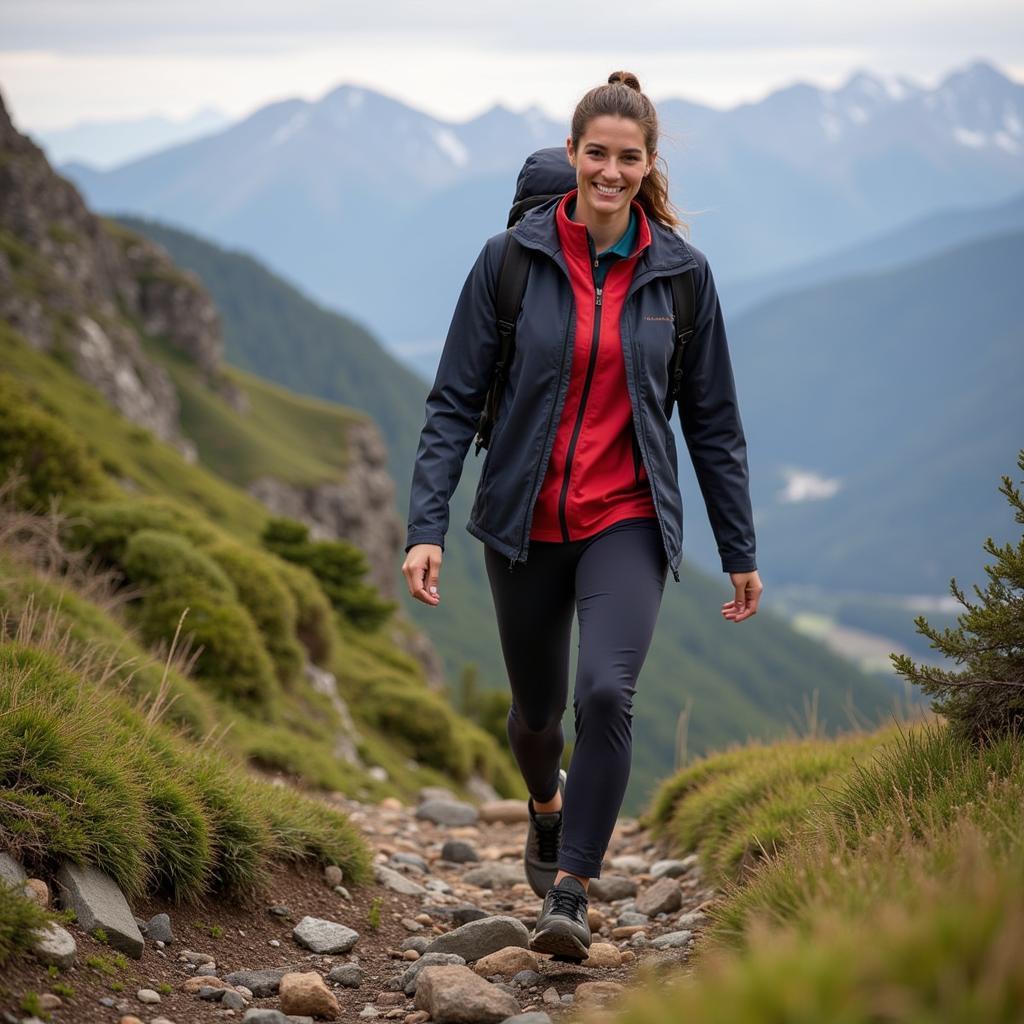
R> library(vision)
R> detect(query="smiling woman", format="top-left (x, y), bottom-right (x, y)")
top-left (403, 67), bottom-right (762, 964)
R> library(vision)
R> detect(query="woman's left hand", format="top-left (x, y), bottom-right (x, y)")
top-left (722, 570), bottom-right (763, 623)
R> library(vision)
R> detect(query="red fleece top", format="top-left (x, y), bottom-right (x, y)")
top-left (529, 191), bottom-right (658, 543)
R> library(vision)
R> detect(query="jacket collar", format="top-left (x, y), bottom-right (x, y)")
top-left (512, 190), bottom-right (697, 280)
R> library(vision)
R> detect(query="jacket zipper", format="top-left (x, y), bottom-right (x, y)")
top-left (508, 288), bottom-right (574, 571)
top-left (557, 275), bottom-right (602, 543)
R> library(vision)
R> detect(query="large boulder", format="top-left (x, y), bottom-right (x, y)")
top-left (54, 862), bottom-right (144, 958)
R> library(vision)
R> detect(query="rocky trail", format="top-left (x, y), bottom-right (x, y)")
top-left (2, 785), bottom-right (716, 1024)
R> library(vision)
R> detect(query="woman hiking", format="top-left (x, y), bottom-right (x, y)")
top-left (403, 71), bottom-right (763, 961)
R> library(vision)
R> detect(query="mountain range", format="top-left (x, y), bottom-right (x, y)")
top-left (56, 59), bottom-right (1024, 359)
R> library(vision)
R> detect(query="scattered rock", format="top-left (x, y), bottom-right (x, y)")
top-left (391, 852), bottom-right (429, 873)
top-left (424, 916), bottom-right (530, 962)
top-left (268, 904), bottom-right (292, 917)
top-left (181, 949), bottom-right (216, 964)
top-left (501, 1014), bottom-right (553, 1024)
top-left (650, 856), bottom-right (697, 879)
top-left (587, 875), bottom-right (637, 902)
top-left (471, 946), bottom-right (539, 978)
top-left (414, 799), bottom-right (479, 826)
top-left (650, 929), bottom-right (693, 949)
top-left (423, 903), bottom-right (489, 925)
top-left (31, 921), bottom-right (77, 969)
top-left (293, 915), bottom-right (360, 954)
top-left (418, 786), bottom-right (458, 803)
top-left (394, 952), bottom-right (467, 995)
top-left (477, 800), bottom-right (530, 824)
top-left (225, 966), bottom-right (296, 997)
top-left (54, 861), bottom-right (145, 958)
top-left (136, 988), bottom-right (161, 1003)
top-left (279, 971), bottom-right (341, 1020)
top-left (242, 1011), bottom-right (296, 1023)
top-left (414, 964), bottom-right (519, 1023)
top-left (511, 969), bottom-right (545, 988)
top-left (616, 911), bottom-right (650, 926)
top-left (242, 1010), bottom-right (294, 1023)
top-left (145, 912), bottom-right (174, 944)
top-left (37, 994), bottom-right (61, 1011)
top-left (675, 910), bottom-right (707, 929)
top-left (324, 865), bottom-right (344, 886)
top-left (608, 854), bottom-right (648, 874)
top-left (581, 942), bottom-right (622, 968)
top-left (24, 878), bottom-right (49, 907)
top-left (635, 877), bottom-right (683, 917)
top-left (440, 840), bottom-right (480, 863)
top-left (327, 963), bottom-right (363, 987)
top-left (375, 864), bottom-right (428, 896)
top-left (0, 852), bottom-right (26, 888)
top-left (573, 980), bottom-right (626, 1007)
top-left (183, 976), bottom-right (231, 994)
top-left (462, 863), bottom-right (526, 890)
top-left (222, 989), bottom-right (246, 1010)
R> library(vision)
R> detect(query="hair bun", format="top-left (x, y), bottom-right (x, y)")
top-left (608, 70), bottom-right (642, 92)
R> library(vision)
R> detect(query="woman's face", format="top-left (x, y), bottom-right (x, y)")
top-left (567, 114), bottom-right (654, 220)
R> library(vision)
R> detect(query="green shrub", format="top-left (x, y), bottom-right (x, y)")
top-left (261, 516), bottom-right (396, 631)
top-left (206, 542), bottom-right (303, 685)
top-left (0, 373), bottom-right (109, 508)
top-left (358, 681), bottom-right (469, 778)
top-left (133, 586), bottom-right (278, 711)
top-left (122, 529), bottom-right (236, 599)
top-left (273, 559), bottom-right (335, 665)
top-left (892, 449), bottom-right (1024, 746)
top-left (61, 496), bottom-right (216, 568)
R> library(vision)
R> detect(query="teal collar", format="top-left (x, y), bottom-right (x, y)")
top-left (566, 196), bottom-right (638, 258)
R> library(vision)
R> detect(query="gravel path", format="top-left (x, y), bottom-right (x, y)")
top-left (1, 788), bottom-right (718, 1024)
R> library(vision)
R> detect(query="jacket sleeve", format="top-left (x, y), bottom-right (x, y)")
top-left (677, 256), bottom-right (758, 574)
top-left (405, 236), bottom-right (503, 554)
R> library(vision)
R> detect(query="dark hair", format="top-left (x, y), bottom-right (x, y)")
top-left (570, 70), bottom-right (684, 231)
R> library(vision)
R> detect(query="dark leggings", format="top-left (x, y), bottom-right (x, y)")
top-left (483, 517), bottom-right (668, 878)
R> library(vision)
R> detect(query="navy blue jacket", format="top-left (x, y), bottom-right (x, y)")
top-left (405, 196), bottom-right (757, 583)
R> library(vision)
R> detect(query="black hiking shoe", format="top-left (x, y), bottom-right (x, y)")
top-left (529, 875), bottom-right (592, 961)
top-left (524, 768), bottom-right (567, 899)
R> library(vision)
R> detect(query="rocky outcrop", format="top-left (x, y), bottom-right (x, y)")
top-left (0, 89), bottom-right (222, 456)
top-left (247, 420), bottom-right (403, 600)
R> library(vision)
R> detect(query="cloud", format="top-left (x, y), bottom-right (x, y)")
top-left (777, 467), bottom-right (842, 503)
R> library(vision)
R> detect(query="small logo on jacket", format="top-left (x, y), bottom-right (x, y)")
top-left (645, 314), bottom-right (675, 322)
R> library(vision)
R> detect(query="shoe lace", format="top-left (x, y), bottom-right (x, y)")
top-left (548, 885), bottom-right (587, 919)
top-left (535, 814), bottom-right (561, 864)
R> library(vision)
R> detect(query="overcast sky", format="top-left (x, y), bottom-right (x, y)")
top-left (1, 0), bottom-right (1022, 130)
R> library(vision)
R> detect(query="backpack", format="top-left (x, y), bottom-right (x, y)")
top-left (474, 147), bottom-right (695, 456)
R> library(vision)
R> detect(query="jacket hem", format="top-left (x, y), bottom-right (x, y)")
top-left (466, 519), bottom-right (520, 562)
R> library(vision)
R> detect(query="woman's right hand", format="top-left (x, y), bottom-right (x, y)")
top-left (402, 544), bottom-right (443, 606)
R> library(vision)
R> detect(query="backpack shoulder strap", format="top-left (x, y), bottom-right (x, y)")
top-left (495, 232), bottom-right (531, 339)
top-left (474, 232), bottom-right (532, 456)
top-left (665, 268), bottom-right (697, 418)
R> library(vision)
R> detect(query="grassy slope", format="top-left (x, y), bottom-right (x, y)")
top-left (610, 714), bottom-right (1024, 1023)
top-left (121, 215), bottom-right (901, 816)
top-left (0, 321), bottom-right (522, 803)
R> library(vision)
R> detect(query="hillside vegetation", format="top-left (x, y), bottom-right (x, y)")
top-left (595, 451), bottom-right (1024, 1023)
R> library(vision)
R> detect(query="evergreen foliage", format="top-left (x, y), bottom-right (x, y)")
top-left (261, 516), bottom-right (396, 631)
top-left (891, 449), bottom-right (1024, 744)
